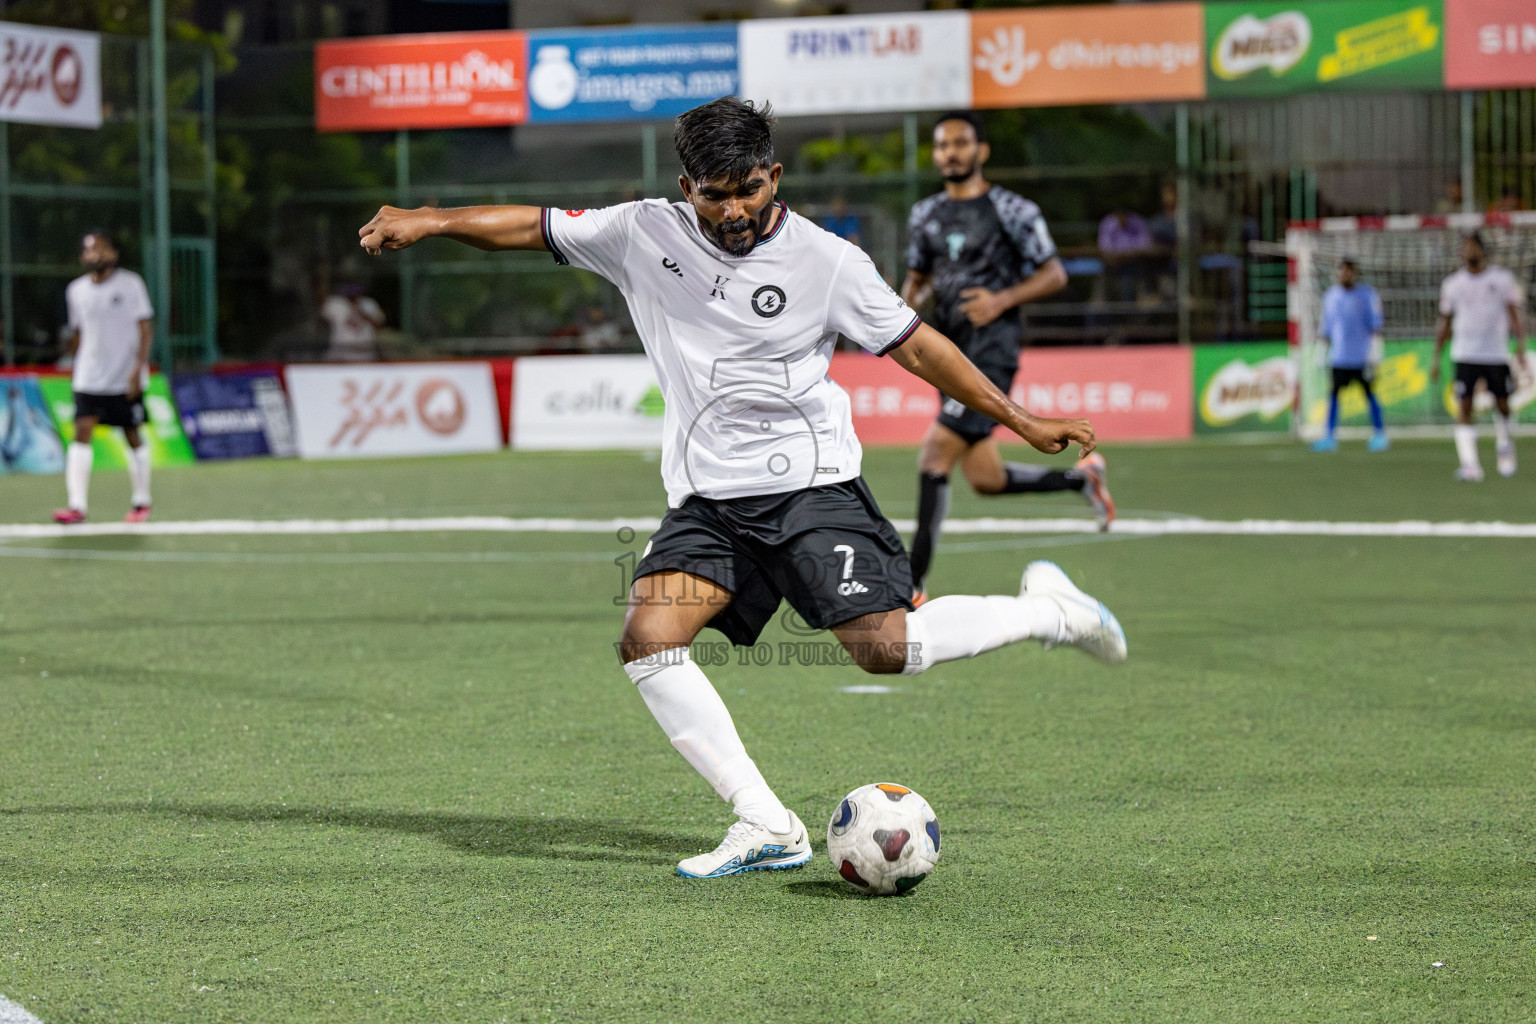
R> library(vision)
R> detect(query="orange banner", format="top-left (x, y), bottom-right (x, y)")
top-left (971, 4), bottom-right (1206, 108)
top-left (315, 32), bottom-right (527, 133)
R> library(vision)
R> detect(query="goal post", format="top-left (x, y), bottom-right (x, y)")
top-left (1286, 212), bottom-right (1536, 439)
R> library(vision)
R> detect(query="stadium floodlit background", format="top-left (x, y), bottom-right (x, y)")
top-left (1, 1), bottom-right (1533, 1022)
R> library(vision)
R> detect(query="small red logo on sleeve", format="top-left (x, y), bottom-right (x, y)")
top-left (565, 209), bottom-right (586, 217)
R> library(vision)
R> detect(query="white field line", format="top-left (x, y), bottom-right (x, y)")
top-left (1, 515), bottom-right (1536, 540)
top-left (0, 994), bottom-right (44, 1024)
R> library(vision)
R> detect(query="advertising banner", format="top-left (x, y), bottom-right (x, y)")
top-left (511, 355), bottom-right (664, 450)
top-left (37, 374), bottom-right (195, 468)
top-left (739, 11), bottom-right (971, 115)
top-left (171, 370), bottom-right (297, 460)
top-left (1301, 341), bottom-right (1536, 429)
top-left (1445, 0), bottom-right (1536, 89)
top-left (1206, 0), bottom-right (1444, 97)
top-left (830, 353), bottom-right (944, 446)
top-left (1012, 346), bottom-right (1193, 441)
top-left (0, 23), bottom-right (101, 129)
top-left (830, 346), bottom-right (1192, 444)
top-left (524, 24), bottom-right (737, 124)
top-left (0, 375), bottom-right (66, 474)
top-left (972, 4), bottom-right (1205, 109)
top-left (1194, 342), bottom-right (1295, 433)
top-left (286, 362), bottom-right (502, 459)
top-left (315, 32), bottom-right (527, 132)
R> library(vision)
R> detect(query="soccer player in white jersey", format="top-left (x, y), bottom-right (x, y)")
top-left (1432, 232), bottom-right (1528, 480)
top-left (54, 230), bottom-right (156, 524)
top-left (358, 99), bottom-right (1127, 879)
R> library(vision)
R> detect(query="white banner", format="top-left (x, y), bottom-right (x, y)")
top-left (0, 23), bottom-right (101, 129)
top-left (739, 12), bottom-right (971, 115)
top-left (286, 362), bottom-right (502, 459)
top-left (512, 355), bottom-right (664, 451)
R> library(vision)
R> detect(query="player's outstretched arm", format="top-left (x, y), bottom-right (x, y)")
top-left (890, 321), bottom-right (1094, 456)
top-left (359, 205), bottom-right (547, 255)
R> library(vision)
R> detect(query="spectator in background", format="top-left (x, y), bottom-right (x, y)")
top-left (1097, 208), bottom-right (1153, 303)
top-left (819, 195), bottom-right (863, 249)
top-left (1488, 186), bottom-right (1525, 214)
top-left (1434, 177), bottom-right (1464, 215)
top-left (321, 282), bottom-right (386, 362)
top-left (1148, 181), bottom-right (1180, 252)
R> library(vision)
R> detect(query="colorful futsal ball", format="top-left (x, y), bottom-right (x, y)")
top-left (826, 783), bottom-right (940, 896)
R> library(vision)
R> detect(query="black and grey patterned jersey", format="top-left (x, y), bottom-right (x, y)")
top-left (905, 186), bottom-right (1057, 370)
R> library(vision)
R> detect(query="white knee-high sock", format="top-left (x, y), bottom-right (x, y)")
top-left (1495, 413), bottom-right (1513, 451)
top-left (65, 442), bottom-right (93, 512)
top-left (127, 445), bottom-right (151, 506)
top-left (1454, 424), bottom-right (1479, 470)
top-left (623, 648), bottom-right (791, 832)
top-left (901, 593), bottom-right (1065, 676)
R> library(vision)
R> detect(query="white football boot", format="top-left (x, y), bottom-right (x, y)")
top-left (1497, 444), bottom-right (1517, 478)
top-left (1022, 560), bottom-right (1128, 665)
top-left (676, 810), bottom-right (812, 879)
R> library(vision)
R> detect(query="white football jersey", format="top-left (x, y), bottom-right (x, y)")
top-left (544, 200), bottom-right (921, 507)
top-left (1439, 265), bottom-right (1524, 364)
top-left (65, 268), bottom-right (154, 394)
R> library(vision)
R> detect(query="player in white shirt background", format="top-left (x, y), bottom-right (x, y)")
top-left (55, 229), bottom-right (156, 524)
top-left (358, 98), bottom-right (1127, 880)
top-left (1432, 232), bottom-right (1529, 481)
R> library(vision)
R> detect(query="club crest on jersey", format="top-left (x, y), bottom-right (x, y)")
top-left (946, 232), bottom-right (966, 260)
top-left (710, 275), bottom-right (729, 300)
top-left (751, 285), bottom-right (787, 318)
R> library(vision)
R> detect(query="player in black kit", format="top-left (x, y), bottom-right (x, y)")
top-left (901, 112), bottom-right (1115, 603)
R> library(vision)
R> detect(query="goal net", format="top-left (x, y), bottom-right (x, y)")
top-left (1287, 212), bottom-right (1536, 438)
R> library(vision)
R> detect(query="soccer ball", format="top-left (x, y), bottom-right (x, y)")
top-left (826, 782), bottom-right (941, 896)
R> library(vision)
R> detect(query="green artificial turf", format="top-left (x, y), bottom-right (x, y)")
top-left (1, 441), bottom-right (1532, 1022)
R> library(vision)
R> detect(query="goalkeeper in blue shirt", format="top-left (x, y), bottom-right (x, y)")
top-left (1314, 258), bottom-right (1388, 452)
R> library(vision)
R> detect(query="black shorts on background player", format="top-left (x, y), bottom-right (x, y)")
top-left (1331, 366), bottom-right (1374, 389)
top-left (1454, 361), bottom-right (1514, 400)
top-left (73, 391), bottom-right (146, 429)
top-left (937, 360), bottom-right (1017, 444)
top-left (633, 478), bottom-right (914, 647)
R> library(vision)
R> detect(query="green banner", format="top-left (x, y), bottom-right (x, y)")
top-left (1194, 342), bottom-right (1295, 433)
top-left (1205, 0), bottom-right (1445, 98)
top-left (39, 374), bottom-right (197, 468)
top-left (1300, 340), bottom-right (1536, 428)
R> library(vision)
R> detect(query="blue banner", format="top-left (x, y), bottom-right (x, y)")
top-left (0, 375), bottom-right (65, 475)
top-left (524, 24), bottom-right (738, 124)
top-left (171, 371), bottom-right (297, 461)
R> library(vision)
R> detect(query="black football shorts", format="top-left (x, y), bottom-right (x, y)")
top-left (1453, 361), bottom-right (1514, 401)
top-left (936, 361), bottom-right (1016, 446)
top-left (632, 478), bottom-right (914, 647)
top-left (73, 391), bottom-right (146, 429)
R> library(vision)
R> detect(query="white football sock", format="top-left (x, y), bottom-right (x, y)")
top-left (1454, 424), bottom-right (1480, 470)
top-left (1494, 413), bottom-right (1513, 451)
top-left (623, 648), bottom-right (791, 832)
top-left (127, 445), bottom-right (152, 507)
top-left (65, 442), bottom-right (93, 512)
top-left (901, 593), bottom-right (1065, 676)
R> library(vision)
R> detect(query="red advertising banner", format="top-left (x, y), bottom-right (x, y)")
top-left (1445, 0), bottom-right (1536, 89)
top-left (1011, 346), bottom-right (1193, 441)
top-left (831, 345), bottom-right (1193, 444)
top-left (315, 32), bottom-right (528, 132)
